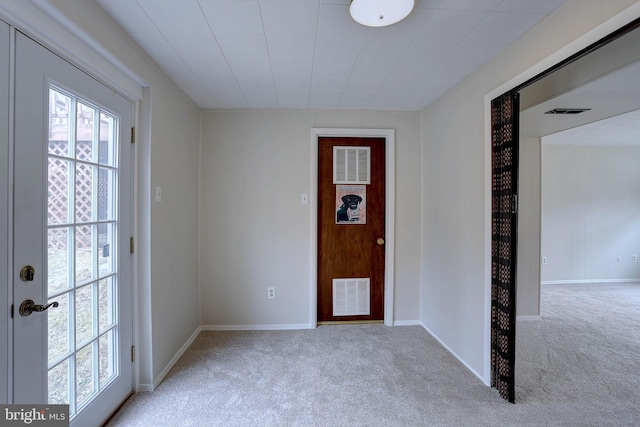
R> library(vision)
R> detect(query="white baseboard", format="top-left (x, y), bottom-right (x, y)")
top-left (144, 326), bottom-right (202, 391)
top-left (541, 279), bottom-right (640, 285)
top-left (419, 322), bottom-right (486, 385)
top-left (137, 383), bottom-right (153, 393)
top-left (201, 324), bottom-right (315, 331)
top-left (393, 320), bottom-right (421, 326)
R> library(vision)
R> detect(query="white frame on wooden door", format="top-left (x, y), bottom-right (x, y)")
top-left (310, 128), bottom-right (395, 327)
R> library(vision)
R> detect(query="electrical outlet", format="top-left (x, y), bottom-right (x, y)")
top-left (267, 287), bottom-right (275, 299)
top-left (633, 255), bottom-right (637, 263)
top-left (542, 256), bottom-right (547, 265)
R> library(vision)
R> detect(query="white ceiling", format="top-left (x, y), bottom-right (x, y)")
top-left (521, 58), bottom-right (640, 146)
top-left (96, 0), bottom-right (568, 111)
top-left (542, 108), bottom-right (640, 146)
top-left (520, 24), bottom-right (640, 146)
top-left (520, 59), bottom-right (640, 139)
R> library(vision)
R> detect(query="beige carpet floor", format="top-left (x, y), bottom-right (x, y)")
top-left (106, 282), bottom-right (640, 426)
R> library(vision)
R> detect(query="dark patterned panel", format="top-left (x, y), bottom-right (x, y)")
top-left (490, 91), bottom-right (519, 403)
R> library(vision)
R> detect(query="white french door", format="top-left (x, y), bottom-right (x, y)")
top-left (0, 18), bottom-right (9, 406)
top-left (12, 32), bottom-right (133, 425)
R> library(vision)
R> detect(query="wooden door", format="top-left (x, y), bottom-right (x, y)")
top-left (318, 137), bottom-right (385, 322)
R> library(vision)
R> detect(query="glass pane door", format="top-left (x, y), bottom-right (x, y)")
top-left (13, 32), bottom-right (132, 426)
top-left (46, 87), bottom-right (121, 416)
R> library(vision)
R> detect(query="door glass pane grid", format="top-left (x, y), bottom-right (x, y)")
top-left (99, 113), bottom-right (117, 167)
top-left (48, 227), bottom-right (72, 294)
top-left (48, 158), bottom-right (72, 225)
top-left (48, 359), bottom-right (70, 405)
top-left (75, 163), bottom-right (96, 223)
top-left (76, 102), bottom-right (96, 163)
top-left (99, 223), bottom-right (116, 276)
top-left (47, 309), bottom-right (119, 415)
top-left (48, 89), bottom-right (73, 158)
top-left (75, 224), bottom-right (96, 285)
top-left (46, 86), bottom-right (120, 418)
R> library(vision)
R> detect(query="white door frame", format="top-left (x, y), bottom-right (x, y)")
top-left (12, 33), bottom-right (134, 423)
top-left (0, 2), bottom-right (150, 397)
top-left (310, 128), bottom-right (395, 327)
top-left (481, 3), bottom-right (640, 386)
top-left (0, 18), bottom-right (11, 405)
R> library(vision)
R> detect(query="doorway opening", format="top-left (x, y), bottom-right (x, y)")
top-left (489, 16), bottom-right (640, 403)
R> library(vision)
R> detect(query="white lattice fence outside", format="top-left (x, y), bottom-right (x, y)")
top-left (48, 140), bottom-right (97, 250)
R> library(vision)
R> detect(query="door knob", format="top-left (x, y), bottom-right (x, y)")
top-left (377, 238), bottom-right (385, 245)
top-left (19, 265), bottom-right (35, 282)
top-left (19, 299), bottom-right (59, 317)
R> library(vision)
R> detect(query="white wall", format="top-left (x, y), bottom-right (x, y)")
top-left (43, 0), bottom-right (202, 388)
top-left (517, 138), bottom-right (541, 317)
top-left (419, 0), bottom-right (640, 381)
top-left (199, 110), bottom-right (421, 327)
top-left (541, 144), bottom-right (640, 282)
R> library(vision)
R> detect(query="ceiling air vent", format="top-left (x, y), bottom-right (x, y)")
top-left (544, 108), bottom-right (591, 115)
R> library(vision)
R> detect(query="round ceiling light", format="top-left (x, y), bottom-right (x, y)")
top-left (350, 0), bottom-right (415, 27)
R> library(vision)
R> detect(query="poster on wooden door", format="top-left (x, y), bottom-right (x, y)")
top-left (336, 185), bottom-right (366, 224)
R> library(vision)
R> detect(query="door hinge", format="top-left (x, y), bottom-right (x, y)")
top-left (131, 346), bottom-right (135, 362)
top-left (130, 237), bottom-right (134, 254)
top-left (511, 194), bottom-right (518, 214)
top-left (131, 127), bottom-right (135, 144)
top-left (10, 304), bottom-right (13, 319)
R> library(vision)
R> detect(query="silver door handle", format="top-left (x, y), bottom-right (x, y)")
top-left (19, 299), bottom-right (59, 317)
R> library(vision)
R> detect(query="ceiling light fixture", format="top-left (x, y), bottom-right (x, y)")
top-left (350, 0), bottom-right (415, 27)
